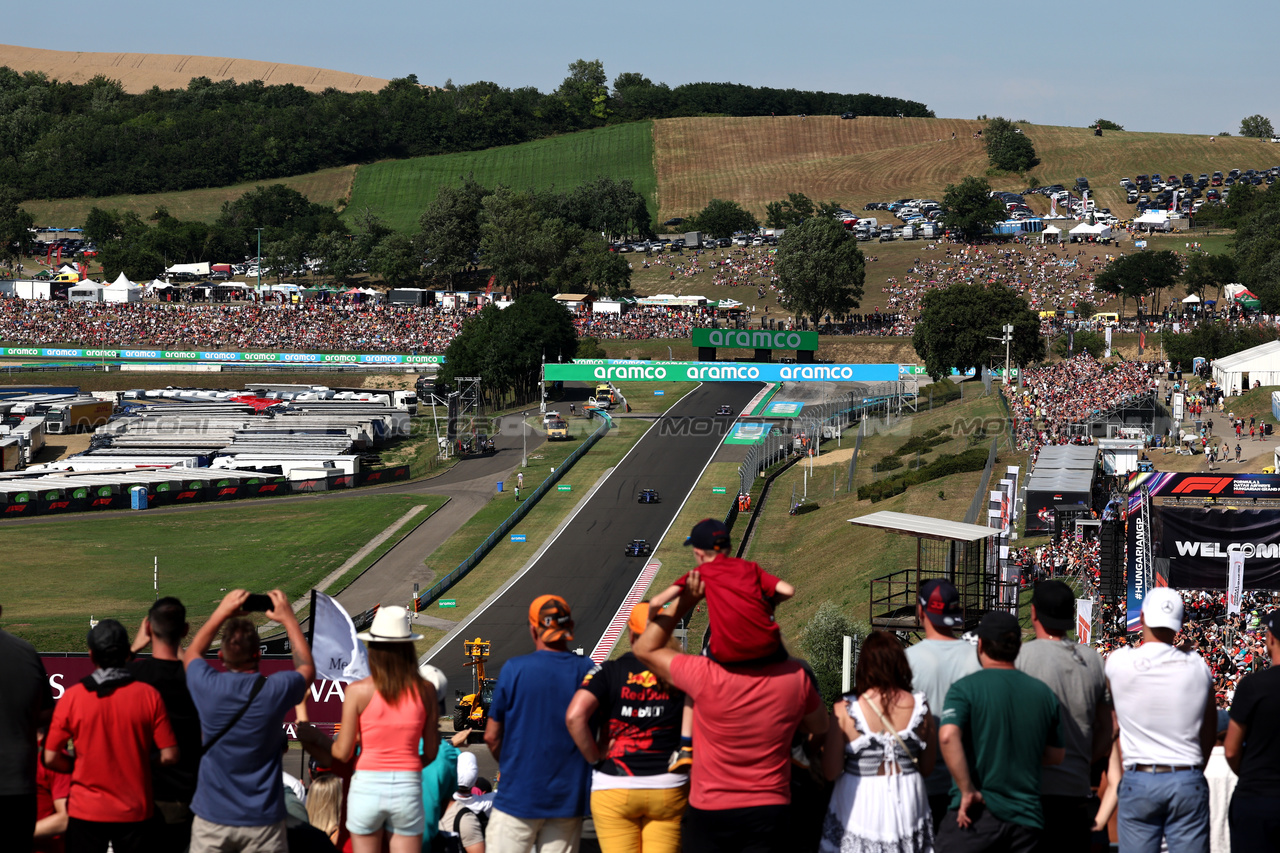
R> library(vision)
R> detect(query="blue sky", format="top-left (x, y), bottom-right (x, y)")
top-left (9, 0), bottom-right (1275, 135)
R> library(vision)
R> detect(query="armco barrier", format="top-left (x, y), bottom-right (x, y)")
top-left (415, 411), bottom-right (613, 610)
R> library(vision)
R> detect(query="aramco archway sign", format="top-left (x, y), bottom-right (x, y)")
top-left (691, 327), bottom-right (819, 363)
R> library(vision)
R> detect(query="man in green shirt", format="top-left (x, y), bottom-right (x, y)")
top-left (937, 611), bottom-right (1064, 853)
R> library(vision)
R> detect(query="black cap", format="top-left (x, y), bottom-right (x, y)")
top-left (1031, 580), bottom-right (1075, 633)
top-left (86, 619), bottom-right (129, 666)
top-left (1263, 610), bottom-right (1280, 636)
top-left (977, 610), bottom-right (1021, 644)
top-left (684, 518), bottom-right (731, 551)
top-left (918, 579), bottom-right (963, 628)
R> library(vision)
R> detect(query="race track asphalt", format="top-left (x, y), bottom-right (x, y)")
top-left (426, 381), bottom-right (762, 694)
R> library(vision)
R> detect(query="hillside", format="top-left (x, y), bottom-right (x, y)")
top-left (344, 122), bottom-right (657, 233)
top-left (0, 43), bottom-right (389, 94)
top-left (23, 115), bottom-right (1275, 232)
top-left (654, 115), bottom-right (1278, 220)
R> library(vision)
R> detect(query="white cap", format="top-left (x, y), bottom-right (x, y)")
top-left (1142, 587), bottom-right (1184, 632)
top-left (417, 664), bottom-right (448, 715)
top-left (454, 752), bottom-right (479, 800)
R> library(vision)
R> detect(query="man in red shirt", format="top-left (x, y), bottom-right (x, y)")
top-left (43, 619), bottom-right (178, 853)
top-left (634, 569), bottom-right (827, 853)
top-left (33, 728), bottom-right (70, 853)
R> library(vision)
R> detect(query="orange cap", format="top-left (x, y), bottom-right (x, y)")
top-left (628, 601), bottom-right (653, 636)
top-left (529, 594), bottom-right (574, 642)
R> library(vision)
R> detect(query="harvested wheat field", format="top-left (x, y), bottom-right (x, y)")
top-left (654, 116), bottom-right (1279, 220)
top-left (0, 44), bottom-right (389, 94)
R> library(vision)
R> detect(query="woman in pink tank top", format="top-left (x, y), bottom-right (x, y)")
top-left (332, 606), bottom-right (439, 853)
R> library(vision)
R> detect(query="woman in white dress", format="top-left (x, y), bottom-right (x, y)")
top-left (820, 631), bottom-right (936, 853)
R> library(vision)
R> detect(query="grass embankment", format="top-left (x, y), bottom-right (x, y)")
top-left (346, 122), bottom-right (657, 233)
top-left (412, 413), bottom-right (657, 654)
top-left (0, 493), bottom-right (445, 651)
top-left (21, 166), bottom-right (357, 226)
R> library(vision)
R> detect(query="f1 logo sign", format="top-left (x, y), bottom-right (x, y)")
top-left (1170, 477), bottom-right (1232, 495)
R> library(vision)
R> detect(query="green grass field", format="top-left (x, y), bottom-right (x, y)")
top-left (345, 123), bottom-right (657, 233)
top-left (0, 493), bottom-right (445, 651)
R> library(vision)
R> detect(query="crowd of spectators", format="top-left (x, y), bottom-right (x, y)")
top-left (1003, 354), bottom-right (1162, 460)
top-left (571, 307), bottom-right (708, 341)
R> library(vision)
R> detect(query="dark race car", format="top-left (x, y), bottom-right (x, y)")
top-left (638, 488), bottom-right (661, 504)
top-left (624, 539), bottom-right (652, 557)
top-left (716, 405), bottom-right (734, 416)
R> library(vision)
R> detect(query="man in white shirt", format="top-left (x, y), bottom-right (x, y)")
top-left (905, 578), bottom-right (981, 831)
top-left (1105, 587), bottom-right (1217, 853)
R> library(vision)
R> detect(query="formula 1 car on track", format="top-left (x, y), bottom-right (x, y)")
top-left (716, 405), bottom-right (734, 416)
top-left (637, 488), bottom-right (661, 504)
top-left (624, 539), bottom-right (652, 557)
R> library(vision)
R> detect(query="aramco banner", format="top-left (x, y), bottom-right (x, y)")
top-left (1160, 507), bottom-right (1280, 590)
top-left (691, 328), bottom-right (820, 351)
top-left (545, 361), bottom-right (899, 383)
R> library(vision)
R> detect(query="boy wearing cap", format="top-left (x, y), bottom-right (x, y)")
top-left (904, 578), bottom-right (981, 831)
top-left (43, 619), bottom-right (179, 853)
top-left (1105, 586), bottom-right (1216, 853)
top-left (937, 611), bottom-right (1064, 853)
top-left (1014, 581), bottom-right (1111, 853)
top-left (483, 594), bottom-right (594, 853)
top-left (656, 518), bottom-right (794, 665)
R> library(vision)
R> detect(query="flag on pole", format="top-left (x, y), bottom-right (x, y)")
top-left (309, 590), bottom-right (370, 682)
top-left (1104, 326), bottom-right (1112, 359)
top-left (1228, 554), bottom-right (1245, 615)
top-left (1139, 331), bottom-right (1146, 355)
top-left (1076, 599), bottom-right (1094, 645)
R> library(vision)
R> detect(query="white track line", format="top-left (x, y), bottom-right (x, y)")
top-left (419, 383), bottom-right (704, 666)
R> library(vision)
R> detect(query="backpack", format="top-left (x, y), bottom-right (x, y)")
top-left (431, 805), bottom-right (489, 853)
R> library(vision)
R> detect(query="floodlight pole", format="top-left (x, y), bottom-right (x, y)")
top-left (987, 324), bottom-right (1015, 385)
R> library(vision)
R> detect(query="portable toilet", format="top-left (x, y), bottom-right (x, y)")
top-left (130, 485), bottom-right (149, 510)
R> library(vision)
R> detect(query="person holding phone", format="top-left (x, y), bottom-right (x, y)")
top-left (182, 589), bottom-right (314, 853)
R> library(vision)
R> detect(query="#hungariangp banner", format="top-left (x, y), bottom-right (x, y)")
top-left (0, 345), bottom-right (445, 365)
top-left (545, 360), bottom-right (900, 383)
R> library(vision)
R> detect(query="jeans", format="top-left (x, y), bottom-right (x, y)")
top-left (1117, 768), bottom-right (1209, 853)
top-left (590, 786), bottom-right (687, 853)
top-left (1228, 791), bottom-right (1280, 853)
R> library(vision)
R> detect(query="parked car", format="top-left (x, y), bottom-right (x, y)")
top-left (840, 112), bottom-right (857, 119)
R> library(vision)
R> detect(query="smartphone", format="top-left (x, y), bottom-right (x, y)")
top-left (243, 593), bottom-right (273, 612)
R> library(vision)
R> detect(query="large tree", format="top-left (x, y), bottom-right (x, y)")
top-left (1182, 252), bottom-right (1237, 300)
top-left (1240, 114), bottom-right (1275, 139)
top-left (556, 59), bottom-right (609, 125)
top-left (773, 217), bottom-right (865, 326)
top-left (1095, 250), bottom-right (1181, 316)
top-left (984, 117), bottom-right (1039, 172)
top-left (0, 189), bottom-right (35, 269)
top-left (940, 177), bottom-right (1005, 240)
top-left (690, 198), bottom-right (758, 238)
top-left (911, 283), bottom-right (1044, 380)
top-left (416, 175), bottom-right (491, 286)
top-left (441, 293), bottom-right (577, 404)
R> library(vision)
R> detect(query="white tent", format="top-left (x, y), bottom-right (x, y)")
top-left (57, 264), bottom-right (79, 276)
top-left (1068, 222), bottom-right (1112, 240)
top-left (101, 272), bottom-right (142, 303)
top-left (1182, 293), bottom-right (1201, 304)
top-left (166, 262), bottom-right (211, 277)
top-left (1212, 339), bottom-right (1280, 396)
top-left (1134, 211), bottom-right (1172, 231)
top-left (68, 282), bottom-right (104, 303)
top-left (1223, 284), bottom-right (1257, 302)
top-left (1040, 225), bottom-right (1062, 243)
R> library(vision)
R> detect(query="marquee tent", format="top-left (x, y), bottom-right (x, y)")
top-left (68, 282), bottom-right (104, 303)
top-left (1134, 211), bottom-right (1173, 231)
top-left (1182, 293), bottom-right (1201, 303)
top-left (1068, 222), bottom-right (1112, 240)
top-left (1212, 339), bottom-right (1280, 396)
top-left (1040, 225), bottom-right (1062, 243)
top-left (101, 272), bottom-right (142, 303)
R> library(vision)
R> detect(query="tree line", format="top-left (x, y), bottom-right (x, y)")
top-left (0, 60), bottom-right (932, 202)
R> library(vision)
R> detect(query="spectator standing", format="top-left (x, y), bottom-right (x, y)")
top-left (43, 619), bottom-right (178, 853)
top-left (1224, 609), bottom-right (1280, 852)
top-left (330, 605), bottom-right (438, 853)
top-left (936, 611), bottom-right (1064, 853)
top-left (904, 579), bottom-right (981, 830)
top-left (0, 602), bottom-right (55, 853)
top-left (483, 595), bottom-right (595, 853)
top-left (33, 725), bottom-right (71, 853)
top-left (565, 601), bottom-right (688, 853)
top-left (1106, 587), bottom-right (1216, 853)
top-left (633, 569), bottom-right (827, 853)
top-left (420, 664), bottom-right (463, 851)
top-left (1015, 581), bottom-right (1112, 853)
top-left (128, 596), bottom-right (203, 851)
top-left (820, 631), bottom-right (936, 853)
top-left (183, 590), bottom-right (314, 853)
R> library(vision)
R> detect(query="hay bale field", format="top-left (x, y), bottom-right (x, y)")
top-left (0, 43), bottom-right (389, 94)
top-left (654, 115), bottom-right (1278, 220)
